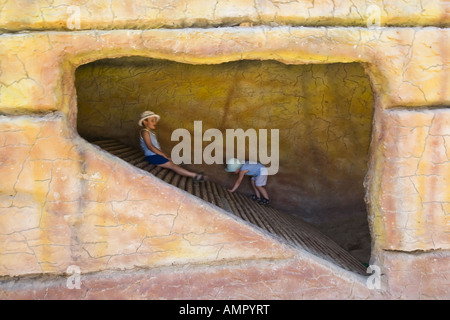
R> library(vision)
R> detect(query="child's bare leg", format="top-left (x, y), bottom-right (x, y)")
top-left (159, 161), bottom-right (197, 178)
top-left (256, 186), bottom-right (269, 200)
top-left (251, 180), bottom-right (261, 198)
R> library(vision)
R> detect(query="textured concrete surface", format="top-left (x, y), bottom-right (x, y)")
top-left (0, 114), bottom-right (297, 276)
top-left (373, 108), bottom-right (450, 252)
top-left (0, 0), bottom-right (447, 31)
top-left (0, 257), bottom-right (385, 300)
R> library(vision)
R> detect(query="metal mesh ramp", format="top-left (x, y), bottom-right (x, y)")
top-left (90, 139), bottom-right (367, 275)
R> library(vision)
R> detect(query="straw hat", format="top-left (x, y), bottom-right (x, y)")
top-left (225, 158), bottom-right (243, 172)
top-left (138, 111), bottom-right (160, 127)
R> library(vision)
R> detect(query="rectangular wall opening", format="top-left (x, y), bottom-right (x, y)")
top-left (75, 57), bottom-right (374, 265)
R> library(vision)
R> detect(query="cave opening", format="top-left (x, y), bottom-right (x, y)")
top-left (75, 56), bottom-right (374, 265)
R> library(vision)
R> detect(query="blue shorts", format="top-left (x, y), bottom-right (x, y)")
top-left (145, 155), bottom-right (169, 165)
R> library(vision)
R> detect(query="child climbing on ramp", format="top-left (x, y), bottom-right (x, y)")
top-left (138, 111), bottom-right (206, 183)
top-left (226, 158), bottom-right (270, 205)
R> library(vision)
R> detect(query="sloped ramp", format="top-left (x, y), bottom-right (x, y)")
top-left (90, 139), bottom-right (367, 275)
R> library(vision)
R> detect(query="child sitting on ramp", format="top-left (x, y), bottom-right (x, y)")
top-left (139, 110), bottom-right (206, 183)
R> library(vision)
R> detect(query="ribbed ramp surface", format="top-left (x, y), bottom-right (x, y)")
top-left (91, 139), bottom-right (367, 275)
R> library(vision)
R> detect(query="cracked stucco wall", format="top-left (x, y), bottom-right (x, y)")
top-left (0, 0), bottom-right (449, 299)
top-left (370, 108), bottom-right (450, 251)
top-left (0, 0), bottom-right (448, 30)
top-left (0, 113), bottom-right (296, 276)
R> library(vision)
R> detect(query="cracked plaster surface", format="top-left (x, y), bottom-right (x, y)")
top-left (378, 250), bottom-right (450, 299)
top-left (369, 108), bottom-right (450, 252)
top-left (0, 0), bottom-right (447, 31)
top-left (0, 114), bottom-right (296, 277)
top-left (0, 257), bottom-right (385, 299)
top-left (0, 28), bottom-right (448, 115)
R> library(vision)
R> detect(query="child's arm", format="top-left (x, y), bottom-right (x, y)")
top-left (228, 170), bottom-right (247, 192)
